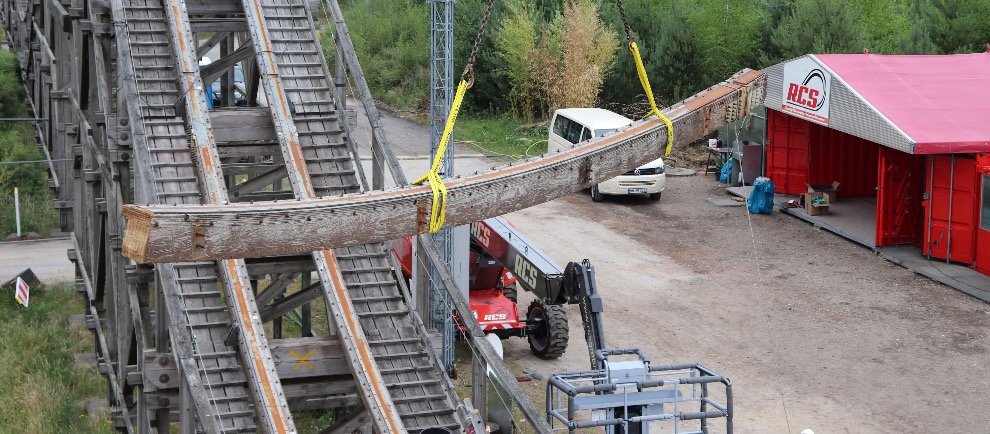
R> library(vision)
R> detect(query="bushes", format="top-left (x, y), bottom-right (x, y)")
top-left (336, 0), bottom-right (990, 123)
top-left (0, 50), bottom-right (57, 236)
top-left (494, 0), bottom-right (618, 121)
top-left (331, 0), bottom-right (431, 111)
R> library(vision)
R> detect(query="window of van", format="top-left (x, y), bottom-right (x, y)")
top-left (982, 174), bottom-right (990, 231)
top-left (552, 115), bottom-right (587, 144)
top-left (594, 128), bottom-right (616, 138)
top-left (580, 127), bottom-right (592, 142)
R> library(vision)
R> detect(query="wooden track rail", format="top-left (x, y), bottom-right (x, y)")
top-left (121, 69), bottom-right (767, 263)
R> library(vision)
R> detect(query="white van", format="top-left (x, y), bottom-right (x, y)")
top-left (548, 108), bottom-right (666, 201)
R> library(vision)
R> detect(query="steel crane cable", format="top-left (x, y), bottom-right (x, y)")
top-left (614, 0), bottom-right (675, 156)
top-left (413, 0), bottom-right (497, 234)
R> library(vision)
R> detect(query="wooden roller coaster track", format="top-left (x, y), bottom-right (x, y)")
top-left (0, 0), bottom-right (765, 432)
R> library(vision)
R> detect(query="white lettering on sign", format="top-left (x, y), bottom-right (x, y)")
top-left (513, 255), bottom-right (539, 289)
top-left (470, 222), bottom-right (492, 248)
top-left (781, 56), bottom-right (831, 125)
top-left (483, 313), bottom-right (508, 321)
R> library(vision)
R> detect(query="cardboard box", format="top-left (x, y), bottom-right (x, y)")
top-left (806, 181), bottom-right (840, 203)
top-left (801, 192), bottom-right (830, 216)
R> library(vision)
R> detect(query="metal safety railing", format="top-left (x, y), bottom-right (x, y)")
top-left (547, 352), bottom-right (733, 434)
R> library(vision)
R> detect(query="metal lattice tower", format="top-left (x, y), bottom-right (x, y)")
top-left (427, 0), bottom-right (457, 374)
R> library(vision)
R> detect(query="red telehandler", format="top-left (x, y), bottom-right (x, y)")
top-left (392, 216), bottom-right (600, 360)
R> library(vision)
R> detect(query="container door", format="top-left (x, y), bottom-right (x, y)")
top-left (924, 156), bottom-right (978, 264)
top-left (766, 110), bottom-right (809, 195)
top-left (876, 147), bottom-right (925, 247)
top-left (976, 174), bottom-right (990, 274)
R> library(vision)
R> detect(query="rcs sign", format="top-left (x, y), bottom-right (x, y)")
top-left (781, 57), bottom-right (831, 125)
top-left (785, 74), bottom-right (825, 111)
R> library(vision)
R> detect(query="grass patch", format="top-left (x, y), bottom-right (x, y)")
top-left (0, 283), bottom-right (113, 433)
top-left (455, 114), bottom-right (548, 162)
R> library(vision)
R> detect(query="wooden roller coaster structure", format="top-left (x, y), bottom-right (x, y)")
top-left (0, 0), bottom-right (766, 432)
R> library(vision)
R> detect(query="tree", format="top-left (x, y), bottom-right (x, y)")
top-left (860, 0), bottom-right (912, 54)
top-left (898, 0), bottom-right (939, 54)
top-left (494, 0), bottom-right (618, 119)
top-left (0, 51), bottom-right (26, 120)
top-left (653, 1), bottom-right (704, 103)
top-left (928, 0), bottom-right (990, 54)
top-left (548, 0), bottom-right (620, 110)
top-left (766, 0), bottom-right (867, 60)
top-left (686, 0), bottom-right (766, 90)
top-left (494, 0), bottom-right (540, 120)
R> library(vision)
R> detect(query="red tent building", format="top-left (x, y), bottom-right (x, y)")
top-left (763, 52), bottom-right (990, 276)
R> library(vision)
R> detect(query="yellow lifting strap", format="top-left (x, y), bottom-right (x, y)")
top-left (412, 78), bottom-right (470, 233)
top-left (629, 41), bottom-right (675, 156)
top-left (615, 0), bottom-right (674, 156)
top-left (413, 0), bottom-right (495, 234)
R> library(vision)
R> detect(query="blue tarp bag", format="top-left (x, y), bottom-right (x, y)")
top-left (747, 176), bottom-right (775, 214)
top-left (718, 158), bottom-right (733, 183)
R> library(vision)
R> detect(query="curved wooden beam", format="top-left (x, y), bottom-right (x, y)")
top-left (123, 69), bottom-right (767, 263)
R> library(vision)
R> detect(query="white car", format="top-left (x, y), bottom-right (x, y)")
top-left (548, 108), bottom-right (666, 201)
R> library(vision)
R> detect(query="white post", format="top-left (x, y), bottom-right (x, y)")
top-left (14, 186), bottom-right (21, 238)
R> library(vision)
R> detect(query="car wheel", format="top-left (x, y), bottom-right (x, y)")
top-left (650, 192), bottom-right (662, 201)
top-left (590, 184), bottom-right (604, 202)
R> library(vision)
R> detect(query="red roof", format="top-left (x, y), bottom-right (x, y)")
top-left (816, 53), bottom-right (990, 154)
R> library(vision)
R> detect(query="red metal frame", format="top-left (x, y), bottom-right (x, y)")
top-left (875, 148), bottom-right (925, 247)
top-left (766, 109), bottom-right (810, 195)
top-left (924, 156), bottom-right (979, 264)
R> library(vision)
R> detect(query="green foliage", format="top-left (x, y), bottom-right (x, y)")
top-left (928, 0), bottom-right (990, 54)
top-left (332, 0), bottom-right (431, 111)
top-left (860, 0), bottom-right (912, 53)
top-left (0, 48), bottom-right (58, 236)
top-left (0, 284), bottom-right (114, 433)
top-left (494, 0), bottom-right (540, 120)
top-left (898, 0), bottom-right (940, 53)
top-left (494, 0), bottom-right (618, 119)
top-left (0, 190), bottom-right (57, 237)
top-left (455, 114), bottom-right (548, 161)
top-left (453, 0), bottom-right (509, 114)
top-left (685, 0), bottom-right (766, 93)
top-left (0, 51), bottom-right (26, 119)
top-left (335, 0), bottom-right (990, 131)
top-left (767, 0), bottom-right (868, 60)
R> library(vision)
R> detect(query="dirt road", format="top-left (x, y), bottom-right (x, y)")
top-left (0, 238), bottom-right (74, 284)
top-left (500, 175), bottom-right (990, 434)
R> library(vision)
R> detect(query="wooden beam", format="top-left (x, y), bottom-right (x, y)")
top-left (210, 108), bottom-right (276, 144)
top-left (199, 42), bottom-right (253, 88)
top-left (260, 281), bottom-right (321, 323)
top-left (229, 167), bottom-right (287, 199)
top-left (319, 410), bottom-right (372, 434)
top-left (196, 31), bottom-right (230, 59)
top-left (145, 337), bottom-right (352, 389)
top-left (255, 272), bottom-right (299, 307)
top-left (121, 69), bottom-right (767, 263)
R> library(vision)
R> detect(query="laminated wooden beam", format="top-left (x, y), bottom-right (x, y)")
top-left (122, 69), bottom-right (766, 263)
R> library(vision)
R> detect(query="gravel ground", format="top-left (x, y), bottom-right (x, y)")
top-left (0, 238), bottom-right (74, 284)
top-left (498, 174), bottom-right (990, 434)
